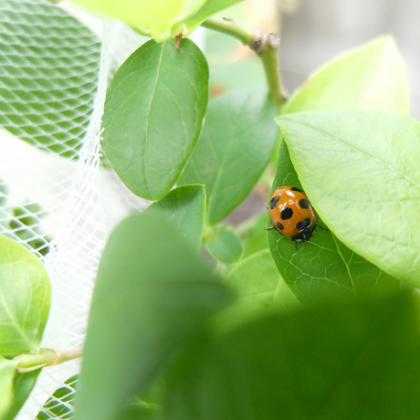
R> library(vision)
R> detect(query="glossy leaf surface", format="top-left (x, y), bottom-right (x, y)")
top-left (179, 88), bottom-right (277, 225)
top-left (0, 235), bottom-right (51, 355)
top-left (142, 185), bottom-right (206, 249)
top-left (282, 36), bottom-right (409, 115)
top-left (206, 229), bottom-right (242, 264)
top-left (277, 110), bottom-right (420, 288)
top-left (268, 37), bottom-right (408, 304)
top-left (164, 293), bottom-right (420, 420)
top-left (268, 141), bottom-right (399, 304)
top-left (103, 39), bottom-right (209, 201)
top-left (75, 212), bottom-right (233, 420)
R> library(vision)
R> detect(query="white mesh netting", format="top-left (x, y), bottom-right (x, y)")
top-left (0, 1), bottom-right (151, 417)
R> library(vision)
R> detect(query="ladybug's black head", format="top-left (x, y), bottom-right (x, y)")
top-left (291, 224), bottom-right (316, 243)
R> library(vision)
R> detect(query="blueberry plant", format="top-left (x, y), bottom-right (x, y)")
top-left (1, 0), bottom-right (420, 419)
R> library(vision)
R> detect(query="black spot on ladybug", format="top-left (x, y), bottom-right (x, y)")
top-left (270, 195), bottom-right (279, 209)
top-left (296, 217), bottom-right (310, 230)
top-left (299, 198), bottom-right (310, 209)
top-left (291, 187), bottom-right (303, 192)
top-left (291, 225), bottom-right (316, 243)
top-left (276, 228), bottom-right (284, 236)
top-left (276, 222), bottom-right (284, 230)
top-left (281, 207), bottom-right (293, 220)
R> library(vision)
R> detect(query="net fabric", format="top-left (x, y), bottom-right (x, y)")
top-left (0, 0), bottom-right (101, 260)
top-left (0, 0), bottom-right (101, 159)
top-left (36, 375), bottom-right (77, 420)
top-left (0, 1), bottom-right (148, 417)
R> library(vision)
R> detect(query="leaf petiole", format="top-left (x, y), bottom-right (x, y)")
top-left (13, 349), bottom-right (82, 373)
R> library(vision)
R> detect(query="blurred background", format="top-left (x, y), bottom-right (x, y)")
top-left (281, 0), bottom-right (420, 117)
top-left (208, 0), bottom-right (420, 117)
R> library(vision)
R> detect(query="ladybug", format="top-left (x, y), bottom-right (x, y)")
top-left (266, 186), bottom-right (325, 249)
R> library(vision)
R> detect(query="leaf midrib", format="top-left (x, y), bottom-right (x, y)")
top-left (143, 42), bottom-right (166, 197)
top-left (0, 286), bottom-right (34, 352)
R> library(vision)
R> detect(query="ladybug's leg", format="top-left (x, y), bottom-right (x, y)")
top-left (295, 242), bottom-right (298, 251)
top-left (264, 226), bottom-right (275, 230)
top-left (317, 225), bottom-right (330, 232)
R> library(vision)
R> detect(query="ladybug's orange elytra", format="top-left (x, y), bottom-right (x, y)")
top-left (268, 186), bottom-right (317, 246)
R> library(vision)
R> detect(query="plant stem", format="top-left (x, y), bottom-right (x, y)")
top-left (14, 348), bottom-right (82, 373)
top-left (201, 17), bottom-right (254, 45)
top-left (201, 17), bottom-right (284, 112)
top-left (48, 349), bottom-right (83, 366)
top-left (261, 34), bottom-right (283, 113)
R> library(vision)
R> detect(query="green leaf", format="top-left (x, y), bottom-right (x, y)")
top-left (282, 36), bottom-right (409, 115)
top-left (0, 0), bottom-right (100, 159)
top-left (74, 212), bottom-right (234, 420)
top-left (116, 397), bottom-right (159, 420)
top-left (0, 234), bottom-right (51, 355)
top-left (243, 212), bottom-right (269, 258)
top-left (8, 204), bottom-right (52, 257)
top-left (207, 229), bottom-right (242, 264)
top-left (179, 88), bottom-right (278, 225)
top-left (37, 375), bottom-right (159, 420)
top-left (268, 37), bottom-right (406, 304)
top-left (37, 375), bottom-right (77, 420)
top-left (226, 250), bottom-right (300, 313)
top-left (71, 0), bottom-right (244, 41)
top-left (103, 39), bottom-right (209, 201)
top-left (184, 0), bottom-right (245, 35)
top-left (4, 370), bottom-right (42, 420)
top-left (221, 250), bottom-right (301, 328)
top-left (142, 185), bottom-right (206, 249)
top-left (0, 356), bottom-right (17, 419)
top-left (70, 0), bottom-right (208, 42)
top-left (268, 139), bottom-right (399, 304)
top-left (163, 292), bottom-right (420, 420)
top-left (277, 109), bottom-right (420, 289)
